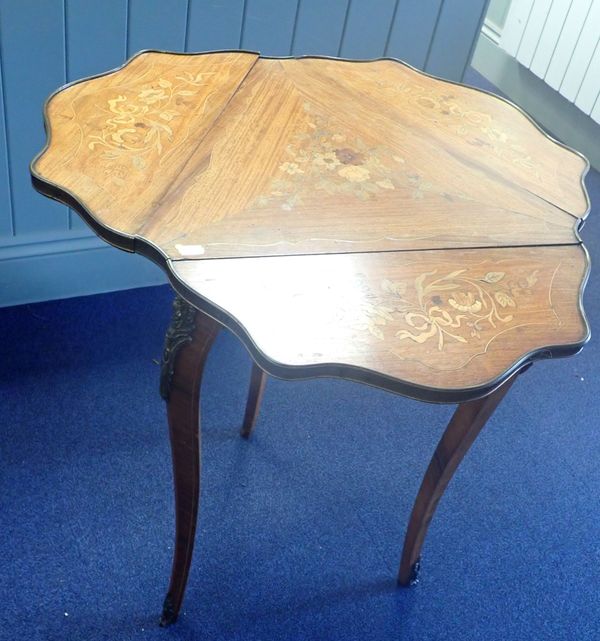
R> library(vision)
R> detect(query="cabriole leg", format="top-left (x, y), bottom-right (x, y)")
top-left (159, 297), bottom-right (220, 626)
top-left (397, 366), bottom-right (529, 586)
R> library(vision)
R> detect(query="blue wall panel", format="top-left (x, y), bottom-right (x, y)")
top-left (65, 0), bottom-right (128, 232)
top-left (340, 0), bottom-right (398, 59)
top-left (66, 0), bottom-right (128, 78)
top-left (127, 0), bottom-right (188, 55)
top-left (0, 0), bottom-right (67, 235)
top-left (426, 0), bottom-right (490, 79)
top-left (291, 0), bottom-right (349, 56)
top-left (186, 0), bottom-right (246, 51)
top-left (0, 0), bottom-right (489, 307)
top-left (386, 0), bottom-right (443, 69)
top-left (0, 51), bottom-right (13, 237)
top-left (241, 0), bottom-right (299, 55)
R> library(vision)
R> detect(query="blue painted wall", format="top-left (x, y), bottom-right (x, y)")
top-left (0, 0), bottom-right (489, 307)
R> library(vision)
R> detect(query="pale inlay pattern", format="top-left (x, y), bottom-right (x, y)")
top-left (32, 51), bottom-right (590, 401)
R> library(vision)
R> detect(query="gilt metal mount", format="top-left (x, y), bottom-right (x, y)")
top-left (159, 296), bottom-right (197, 400)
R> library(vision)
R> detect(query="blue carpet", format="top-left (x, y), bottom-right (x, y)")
top-left (1, 70), bottom-right (599, 641)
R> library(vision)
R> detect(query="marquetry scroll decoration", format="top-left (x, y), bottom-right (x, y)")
top-left (356, 265), bottom-right (544, 351)
top-left (87, 71), bottom-right (212, 171)
top-left (160, 296), bottom-right (198, 400)
top-left (374, 75), bottom-right (542, 178)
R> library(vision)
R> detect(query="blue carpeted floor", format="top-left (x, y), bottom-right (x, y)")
top-left (1, 70), bottom-right (599, 641)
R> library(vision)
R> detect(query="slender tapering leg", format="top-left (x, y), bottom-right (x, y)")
top-left (240, 362), bottom-right (267, 438)
top-left (159, 297), bottom-right (221, 626)
top-left (397, 366), bottom-right (529, 586)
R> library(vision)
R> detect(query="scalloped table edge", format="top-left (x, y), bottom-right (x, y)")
top-left (30, 49), bottom-right (593, 404)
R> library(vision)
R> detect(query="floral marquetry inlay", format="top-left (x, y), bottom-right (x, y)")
top-left (87, 71), bottom-right (212, 164)
top-left (33, 52), bottom-right (590, 400)
top-left (170, 245), bottom-right (588, 391)
top-left (251, 102), bottom-right (464, 212)
top-left (356, 266), bottom-right (544, 352)
top-left (374, 77), bottom-right (544, 179)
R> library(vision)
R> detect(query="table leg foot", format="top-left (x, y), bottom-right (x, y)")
top-left (159, 594), bottom-right (177, 627)
top-left (240, 362), bottom-right (267, 438)
top-left (159, 296), bottom-right (220, 625)
top-left (404, 556), bottom-right (421, 587)
top-left (397, 366), bottom-right (530, 586)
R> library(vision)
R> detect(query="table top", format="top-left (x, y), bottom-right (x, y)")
top-left (31, 51), bottom-right (591, 402)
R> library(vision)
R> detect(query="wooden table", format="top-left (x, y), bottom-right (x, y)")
top-left (31, 51), bottom-right (591, 626)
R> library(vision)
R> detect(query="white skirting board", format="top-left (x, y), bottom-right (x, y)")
top-left (0, 235), bottom-right (166, 308)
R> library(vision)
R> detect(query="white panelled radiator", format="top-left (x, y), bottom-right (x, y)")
top-left (501, 0), bottom-right (600, 124)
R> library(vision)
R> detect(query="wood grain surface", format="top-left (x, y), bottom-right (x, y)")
top-left (170, 245), bottom-right (588, 394)
top-left (31, 51), bottom-right (591, 400)
top-left (34, 51), bottom-right (259, 241)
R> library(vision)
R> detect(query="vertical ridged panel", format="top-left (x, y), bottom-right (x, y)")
top-left (127, 0), bottom-right (188, 55)
top-left (502, 0), bottom-right (600, 123)
top-left (0, 0), bottom-right (67, 234)
top-left (65, 0), bottom-right (128, 232)
top-left (241, 0), bottom-right (299, 55)
top-left (529, 0), bottom-right (572, 79)
top-left (339, 0), bottom-right (398, 59)
top-left (560, 0), bottom-right (600, 102)
top-left (514, 0), bottom-right (553, 68)
top-left (291, 0), bottom-right (349, 56)
top-left (544, 0), bottom-right (593, 90)
top-left (385, 0), bottom-right (443, 69)
top-left (425, 0), bottom-right (489, 80)
top-left (67, 0), bottom-right (128, 77)
top-left (500, 0), bottom-right (535, 57)
top-left (590, 92), bottom-right (600, 122)
top-left (574, 42), bottom-right (600, 115)
top-left (186, 0), bottom-right (246, 51)
top-left (0, 43), bottom-right (13, 237)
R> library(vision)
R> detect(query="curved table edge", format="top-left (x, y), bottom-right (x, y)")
top-left (30, 48), bottom-right (591, 224)
top-left (27, 170), bottom-right (592, 403)
top-left (162, 244), bottom-right (591, 405)
top-left (29, 50), bottom-right (592, 404)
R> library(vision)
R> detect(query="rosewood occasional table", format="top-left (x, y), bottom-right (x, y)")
top-left (31, 51), bottom-right (591, 626)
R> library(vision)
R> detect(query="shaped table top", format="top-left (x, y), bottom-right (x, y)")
top-left (31, 51), bottom-right (591, 402)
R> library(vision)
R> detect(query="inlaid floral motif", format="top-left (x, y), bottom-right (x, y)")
top-left (254, 102), bottom-right (450, 211)
top-left (86, 71), bottom-right (214, 169)
top-left (355, 267), bottom-right (541, 350)
top-left (375, 76), bottom-right (541, 178)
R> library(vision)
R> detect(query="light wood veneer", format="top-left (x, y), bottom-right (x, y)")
top-left (31, 50), bottom-right (591, 401)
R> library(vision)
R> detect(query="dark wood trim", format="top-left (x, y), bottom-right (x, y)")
top-left (240, 363), bottom-right (267, 438)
